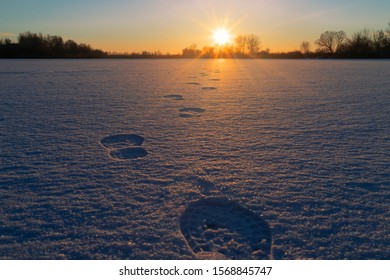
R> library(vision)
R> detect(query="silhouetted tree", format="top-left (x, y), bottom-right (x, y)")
top-left (0, 38), bottom-right (12, 45)
top-left (234, 34), bottom-right (247, 54)
top-left (258, 48), bottom-right (271, 58)
top-left (372, 26), bottom-right (390, 56)
top-left (1, 32), bottom-right (107, 58)
top-left (63, 39), bottom-right (77, 54)
top-left (346, 30), bottom-right (373, 57)
top-left (300, 41), bottom-right (311, 55)
top-left (47, 35), bottom-right (64, 56)
top-left (215, 44), bottom-right (235, 58)
top-left (199, 46), bottom-right (215, 58)
top-left (373, 30), bottom-right (388, 51)
top-left (246, 34), bottom-right (261, 55)
top-left (315, 31), bottom-right (347, 53)
top-left (234, 34), bottom-right (261, 55)
top-left (182, 44), bottom-right (200, 58)
top-left (0, 38), bottom-right (19, 57)
top-left (18, 32), bottom-right (47, 56)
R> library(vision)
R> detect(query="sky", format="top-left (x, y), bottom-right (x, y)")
top-left (1, 0), bottom-right (389, 53)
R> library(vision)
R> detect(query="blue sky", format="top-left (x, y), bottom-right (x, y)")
top-left (1, 0), bottom-right (389, 53)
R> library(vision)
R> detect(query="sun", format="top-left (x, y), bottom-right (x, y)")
top-left (212, 28), bottom-right (232, 45)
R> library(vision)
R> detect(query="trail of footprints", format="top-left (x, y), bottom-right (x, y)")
top-left (100, 69), bottom-right (273, 259)
top-left (175, 71), bottom-right (221, 117)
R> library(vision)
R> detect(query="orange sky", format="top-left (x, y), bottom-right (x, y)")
top-left (1, 0), bottom-right (390, 53)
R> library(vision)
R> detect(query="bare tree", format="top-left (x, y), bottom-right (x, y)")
top-left (315, 31), bottom-right (347, 53)
top-left (182, 43), bottom-right (199, 57)
top-left (300, 41), bottom-right (311, 55)
top-left (334, 31), bottom-right (347, 52)
top-left (347, 29), bottom-right (373, 55)
top-left (373, 30), bottom-right (387, 51)
top-left (0, 38), bottom-right (12, 45)
top-left (234, 34), bottom-right (261, 55)
top-left (200, 46), bottom-right (214, 58)
top-left (246, 34), bottom-right (261, 54)
top-left (234, 35), bottom-right (247, 54)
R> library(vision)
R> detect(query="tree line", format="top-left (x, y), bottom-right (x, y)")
top-left (182, 24), bottom-right (390, 59)
top-left (1, 25), bottom-right (390, 59)
top-left (182, 34), bottom-right (262, 58)
top-left (301, 24), bottom-right (390, 58)
top-left (0, 32), bottom-right (106, 58)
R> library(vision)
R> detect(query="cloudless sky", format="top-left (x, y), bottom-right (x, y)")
top-left (1, 0), bottom-right (389, 53)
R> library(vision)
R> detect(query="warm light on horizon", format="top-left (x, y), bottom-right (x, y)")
top-left (1, 1), bottom-right (390, 54)
top-left (212, 28), bottom-right (232, 46)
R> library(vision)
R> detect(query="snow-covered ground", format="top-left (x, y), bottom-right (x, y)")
top-left (0, 59), bottom-right (389, 259)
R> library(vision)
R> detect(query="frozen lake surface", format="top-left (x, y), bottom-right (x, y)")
top-left (0, 59), bottom-right (389, 259)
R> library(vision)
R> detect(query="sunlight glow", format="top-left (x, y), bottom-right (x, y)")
top-left (212, 28), bottom-right (232, 45)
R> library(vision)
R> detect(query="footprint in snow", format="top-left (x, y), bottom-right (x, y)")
top-left (100, 134), bottom-right (148, 160)
top-left (178, 107), bottom-right (206, 118)
top-left (179, 107), bottom-right (206, 113)
top-left (179, 113), bottom-right (194, 118)
top-left (108, 147), bottom-right (148, 160)
top-left (100, 134), bottom-right (144, 149)
top-left (201, 87), bottom-right (217, 91)
top-left (179, 197), bottom-right (272, 260)
top-left (164, 94), bottom-right (184, 101)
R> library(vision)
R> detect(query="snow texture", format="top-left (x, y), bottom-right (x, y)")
top-left (0, 59), bottom-right (389, 260)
